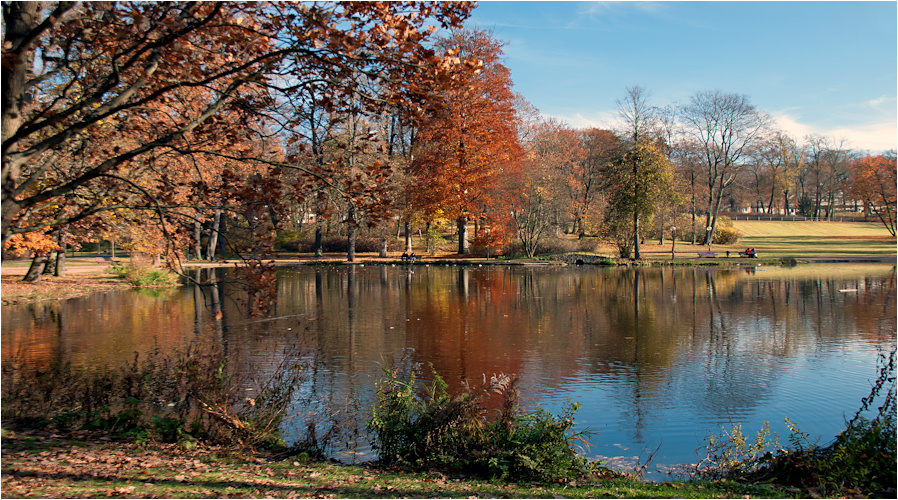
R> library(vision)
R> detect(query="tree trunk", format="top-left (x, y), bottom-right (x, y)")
top-left (23, 253), bottom-right (48, 282)
top-left (43, 251), bottom-right (57, 275)
top-left (633, 153), bottom-right (640, 260)
top-left (379, 238), bottom-right (388, 258)
top-left (1, 2), bottom-right (41, 248)
top-left (215, 215), bottom-right (227, 257)
top-left (404, 222), bottom-right (412, 253)
top-left (314, 225), bottom-right (323, 257)
top-left (347, 226), bottom-right (356, 262)
top-left (813, 186), bottom-right (822, 218)
top-left (193, 221), bottom-right (203, 260)
top-left (206, 209), bottom-right (221, 260)
top-left (424, 221), bottom-right (433, 253)
top-left (690, 170), bottom-right (697, 244)
top-left (703, 177), bottom-right (726, 245)
top-left (55, 232), bottom-right (66, 277)
top-left (347, 210), bottom-right (356, 262)
top-left (457, 216), bottom-right (468, 254)
top-left (43, 230), bottom-right (60, 275)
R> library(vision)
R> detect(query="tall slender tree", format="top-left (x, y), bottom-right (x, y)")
top-left (409, 28), bottom-right (523, 254)
top-left (616, 85), bottom-right (656, 259)
top-left (601, 141), bottom-right (679, 259)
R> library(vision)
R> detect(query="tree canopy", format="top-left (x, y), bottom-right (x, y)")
top-left (1, 1), bottom-right (472, 250)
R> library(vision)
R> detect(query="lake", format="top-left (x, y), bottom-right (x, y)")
top-left (3, 263), bottom-right (895, 478)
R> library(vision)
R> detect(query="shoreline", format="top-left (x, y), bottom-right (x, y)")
top-left (2, 255), bottom-right (893, 306)
top-left (0, 427), bottom-right (792, 499)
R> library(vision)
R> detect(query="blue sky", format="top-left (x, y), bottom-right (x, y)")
top-left (466, 1), bottom-right (897, 153)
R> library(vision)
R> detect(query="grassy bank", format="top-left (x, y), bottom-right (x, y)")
top-left (732, 220), bottom-right (896, 259)
top-left (0, 273), bottom-right (130, 305)
top-left (0, 430), bottom-right (790, 499)
top-left (626, 220), bottom-right (895, 263)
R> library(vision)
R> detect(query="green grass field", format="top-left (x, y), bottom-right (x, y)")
top-left (729, 220), bottom-right (896, 259)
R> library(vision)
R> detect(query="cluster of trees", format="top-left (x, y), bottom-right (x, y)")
top-left (2, 1), bottom-right (474, 281)
top-left (3, 2), bottom-right (895, 283)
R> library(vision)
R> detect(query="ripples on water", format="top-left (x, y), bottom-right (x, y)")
top-left (2, 264), bottom-right (895, 479)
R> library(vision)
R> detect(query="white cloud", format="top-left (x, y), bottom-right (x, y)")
top-left (546, 109), bottom-right (896, 154)
top-left (773, 112), bottom-right (897, 153)
top-left (543, 110), bottom-right (621, 131)
top-left (771, 113), bottom-right (817, 141)
top-left (827, 122), bottom-right (897, 154)
top-left (865, 95), bottom-right (896, 108)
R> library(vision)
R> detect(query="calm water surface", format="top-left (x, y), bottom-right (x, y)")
top-left (3, 264), bottom-right (895, 477)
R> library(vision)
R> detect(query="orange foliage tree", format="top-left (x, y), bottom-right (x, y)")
top-left (1, 1), bottom-right (473, 261)
top-left (408, 28), bottom-right (524, 254)
top-left (510, 118), bottom-right (583, 257)
top-left (848, 154), bottom-right (897, 236)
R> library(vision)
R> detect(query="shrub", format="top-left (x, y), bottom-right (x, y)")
top-left (276, 230), bottom-right (306, 250)
top-left (367, 364), bottom-right (601, 481)
top-left (503, 237), bottom-right (592, 258)
top-left (797, 194), bottom-right (815, 217)
top-left (686, 215), bottom-right (742, 245)
top-left (422, 227), bottom-right (447, 254)
top-left (712, 226), bottom-right (743, 245)
top-left (692, 421), bottom-right (780, 479)
top-left (691, 350), bottom-right (896, 498)
top-left (111, 256), bottom-right (178, 287)
top-left (1, 340), bottom-right (307, 450)
top-left (537, 237), bottom-right (580, 255)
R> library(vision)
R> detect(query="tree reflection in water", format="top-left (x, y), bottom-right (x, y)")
top-left (2, 264), bottom-right (894, 473)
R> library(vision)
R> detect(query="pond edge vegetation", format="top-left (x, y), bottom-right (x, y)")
top-left (2, 342), bottom-right (895, 498)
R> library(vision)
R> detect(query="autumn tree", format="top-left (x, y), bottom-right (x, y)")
top-left (409, 28), bottom-right (524, 254)
top-left (1, 1), bottom-right (473, 258)
top-left (511, 117), bottom-right (581, 257)
top-left (600, 141), bottom-right (680, 259)
top-left (566, 129), bottom-right (622, 237)
top-left (848, 154), bottom-right (897, 236)
top-left (750, 130), bottom-right (804, 214)
top-left (615, 85), bottom-right (661, 260)
top-left (801, 135), bottom-right (853, 219)
top-left (680, 90), bottom-right (770, 244)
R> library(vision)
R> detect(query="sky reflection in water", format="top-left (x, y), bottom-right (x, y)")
top-left (3, 264), bottom-right (895, 478)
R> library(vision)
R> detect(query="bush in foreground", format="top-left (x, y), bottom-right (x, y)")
top-left (691, 350), bottom-right (896, 498)
top-left (367, 364), bottom-right (608, 482)
top-left (1, 340), bottom-right (305, 451)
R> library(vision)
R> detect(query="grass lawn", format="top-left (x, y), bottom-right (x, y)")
top-left (732, 220), bottom-right (893, 238)
top-left (731, 220), bottom-right (896, 259)
top-left (625, 221), bottom-right (895, 261)
top-left (0, 430), bottom-right (793, 499)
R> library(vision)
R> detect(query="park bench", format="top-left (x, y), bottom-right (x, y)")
top-left (95, 256), bottom-right (121, 264)
top-left (697, 251), bottom-right (716, 258)
top-left (738, 250), bottom-right (758, 258)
